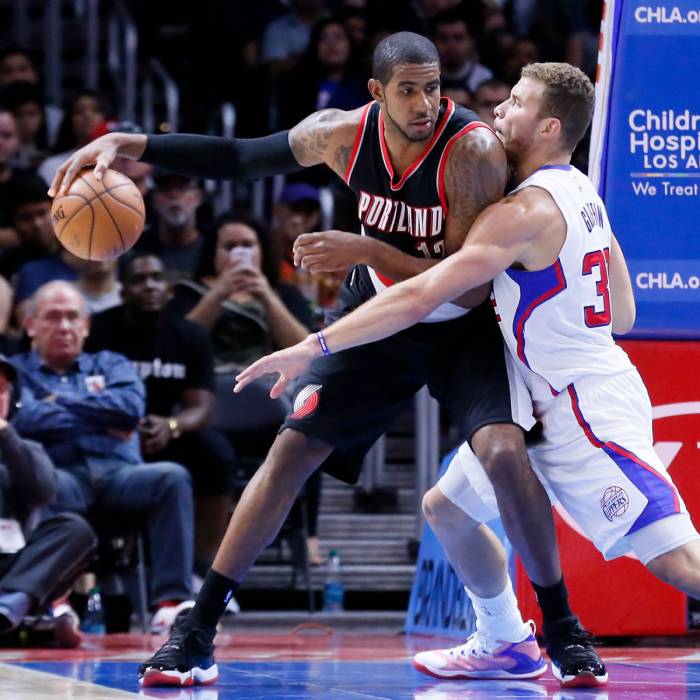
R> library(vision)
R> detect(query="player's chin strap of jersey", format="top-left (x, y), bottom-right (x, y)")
top-left (142, 130), bottom-right (303, 181)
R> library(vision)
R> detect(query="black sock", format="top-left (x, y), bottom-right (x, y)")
top-left (532, 577), bottom-right (574, 625)
top-left (189, 569), bottom-right (239, 629)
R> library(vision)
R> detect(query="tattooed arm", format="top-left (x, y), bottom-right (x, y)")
top-left (442, 127), bottom-right (507, 306)
top-left (49, 106), bottom-right (363, 195)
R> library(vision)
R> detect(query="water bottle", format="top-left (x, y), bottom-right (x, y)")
top-left (322, 549), bottom-right (345, 612)
top-left (80, 586), bottom-right (106, 635)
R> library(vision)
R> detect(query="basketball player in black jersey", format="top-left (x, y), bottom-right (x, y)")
top-left (51, 33), bottom-right (603, 689)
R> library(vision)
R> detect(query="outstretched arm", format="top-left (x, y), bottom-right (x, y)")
top-left (49, 107), bottom-right (362, 196)
top-left (235, 193), bottom-right (549, 397)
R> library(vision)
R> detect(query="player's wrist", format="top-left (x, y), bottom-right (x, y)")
top-left (305, 333), bottom-right (326, 359)
top-left (115, 132), bottom-right (147, 160)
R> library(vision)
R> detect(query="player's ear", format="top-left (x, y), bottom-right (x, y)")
top-left (368, 78), bottom-right (384, 103)
top-left (542, 117), bottom-right (562, 140)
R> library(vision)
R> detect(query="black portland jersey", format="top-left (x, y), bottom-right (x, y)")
top-left (344, 97), bottom-right (488, 285)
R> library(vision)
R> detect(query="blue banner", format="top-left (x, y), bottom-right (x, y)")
top-left (590, 0), bottom-right (700, 338)
top-left (405, 450), bottom-right (513, 639)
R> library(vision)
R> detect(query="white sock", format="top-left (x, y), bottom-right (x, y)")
top-left (465, 576), bottom-right (530, 643)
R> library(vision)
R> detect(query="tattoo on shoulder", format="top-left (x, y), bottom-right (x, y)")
top-left (290, 109), bottom-right (344, 167)
top-left (444, 130), bottom-right (507, 248)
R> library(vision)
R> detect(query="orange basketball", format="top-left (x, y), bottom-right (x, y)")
top-left (50, 167), bottom-right (145, 261)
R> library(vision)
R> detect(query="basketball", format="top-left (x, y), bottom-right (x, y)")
top-left (50, 168), bottom-right (145, 261)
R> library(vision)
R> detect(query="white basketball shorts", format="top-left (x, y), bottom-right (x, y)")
top-left (438, 369), bottom-right (699, 564)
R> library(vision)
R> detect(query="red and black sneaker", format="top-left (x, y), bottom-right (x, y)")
top-left (138, 613), bottom-right (218, 688)
top-left (543, 616), bottom-right (608, 688)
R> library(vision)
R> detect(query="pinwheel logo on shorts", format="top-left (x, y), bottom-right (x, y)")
top-left (290, 384), bottom-right (322, 419)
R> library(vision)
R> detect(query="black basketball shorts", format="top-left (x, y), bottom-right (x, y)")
top-left (281, 296), bottom-right (532, 485)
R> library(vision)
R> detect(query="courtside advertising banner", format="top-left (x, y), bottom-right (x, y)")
top-left (590, 0), bottom-right (700, 337)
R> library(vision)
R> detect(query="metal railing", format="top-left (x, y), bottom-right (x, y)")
top-left (73, 0), bottom-right (100, 91)
top-left (43, 0), bottom-right (63, 107)
top-left (414, 387), bottom-right (441, 538)
top-left (107, 0), bottom-right (138, 122)
top-left (142, 58), bottom-right (179, 134)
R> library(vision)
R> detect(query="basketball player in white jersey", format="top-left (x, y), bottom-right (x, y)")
top-left (235, 62), bottom-right (700, 688)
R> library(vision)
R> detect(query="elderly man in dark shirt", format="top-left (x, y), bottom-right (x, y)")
top-left (0, 353), bottom-right (95, 645)
top-left (12, 280), bottom-right (195, 634)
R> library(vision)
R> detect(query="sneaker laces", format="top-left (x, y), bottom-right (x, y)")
top-left (449, 630), bottom-right (498, 658)
top-left (148, 617), bottom-right (193, 664)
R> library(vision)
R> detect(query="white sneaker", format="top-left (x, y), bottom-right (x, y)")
top-left (413, 621), bottom-right (547, 680)
top-left (150, 600), bottom-right (195, 635)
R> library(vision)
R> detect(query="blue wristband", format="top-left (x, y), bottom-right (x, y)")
top-left (316, 331), bottom-right (331, 356)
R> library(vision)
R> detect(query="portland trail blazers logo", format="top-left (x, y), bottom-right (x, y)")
top-left (290, 384), bottom-right (322, 420)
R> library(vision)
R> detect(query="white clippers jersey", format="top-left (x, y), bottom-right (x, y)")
top-left (491, 165), bottom-right (633, 402)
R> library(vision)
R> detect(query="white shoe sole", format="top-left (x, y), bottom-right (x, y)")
top-left (413, 658), bottom-right (548, 680)
top-left (139, 663), bottom-right (219, 687)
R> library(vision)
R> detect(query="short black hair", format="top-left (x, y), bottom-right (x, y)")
top-left (372, 32), bottom-right (439, 84)
top-left (120, 252), bottom-right (165, 284)
top-left (10, 173), bottom-right (51, 215)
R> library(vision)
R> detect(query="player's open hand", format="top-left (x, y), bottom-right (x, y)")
top-left (293, 230), bottom-right (368, 273)
top-left (234, 338), bottom-right (318, 398)
top-left (48, 132), bottom-right (146, 197)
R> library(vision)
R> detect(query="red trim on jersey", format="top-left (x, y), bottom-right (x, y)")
top-left (436, 121), bottom-right (494, 216)
top-left (378, 97), bottom-right (455, 192)
top-left (344, 102), bottom-right (373, 185)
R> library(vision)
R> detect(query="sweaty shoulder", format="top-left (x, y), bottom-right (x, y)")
top-left (289, 105), bottom-right (370, 176)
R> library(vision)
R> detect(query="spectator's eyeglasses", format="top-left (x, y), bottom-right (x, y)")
top-left (38, 311), bottom-right (85, 325)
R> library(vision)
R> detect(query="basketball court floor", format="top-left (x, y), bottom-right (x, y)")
top-left (1, 629), bottom-right (699, 699)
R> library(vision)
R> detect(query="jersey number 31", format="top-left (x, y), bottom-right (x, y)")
top-left (582, 248), bottom-right (611, 327)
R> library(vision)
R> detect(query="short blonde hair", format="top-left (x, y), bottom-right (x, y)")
top-left (521, 62), bottom-right (595, 151)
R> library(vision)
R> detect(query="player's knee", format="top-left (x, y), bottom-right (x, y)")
top-left (476, 438), bottom-right (526, 484)
top-left (647, 543), bottom-right (700, 595)
top-left (422, 487), bottom-right (475, 532)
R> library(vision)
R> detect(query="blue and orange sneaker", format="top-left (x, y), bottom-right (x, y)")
top-left (413, 621), bottom-right (547, 681)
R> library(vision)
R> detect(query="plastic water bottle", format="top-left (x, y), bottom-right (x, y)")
top-left (322, 549), bottom-right (345, 612)
top-left (80, 586), bottom-right (106, 635)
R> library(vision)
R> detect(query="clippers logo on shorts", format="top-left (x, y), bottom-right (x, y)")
top-left (290, 384), bottom-right (322, 420)
top-left (601, 485), bottom-right (630, 521)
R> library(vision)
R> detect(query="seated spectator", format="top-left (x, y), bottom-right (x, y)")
top-left (171, 211), bottom-right (312, 372)
top-left (0, 108), bottom-right (41, 248)
top-left (473, 78), bottom-right (511, 126)
top-left (0, 174), bottom-right (58, 283)
top-left (73, 258), bottom-right (122, 315)
top-left (133, 171), bottom-right (205, 278)
top-left (13, 246), bottom-right (81, 325)
top-left (261, 0), bottom-right (327, 75)
top-left (12, 281), bottom-right (195, 634)
top-left (86, 254), bottom-right (238, 579)
top-left (171, 214), bottom-right (323, 562)
top-left (277, 17), bottom-right (369, 130)
top-left (0, 81), bottom-right (50, 168)
top-left (0, 354), bottom-right (95, 647)
top-left (0, 47), bottom-right (62, 148)
top-left (432, 7), bottom-right (493, 93)
top-left (38, 91), bottom-right (107, 186)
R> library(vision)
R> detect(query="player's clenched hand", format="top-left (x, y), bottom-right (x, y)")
top-left (234, 338), bottom-right (318, 398)
top-left (293, 231), bottom-right (368, 273)
top-left (48, 132), bottom-right (147, 197)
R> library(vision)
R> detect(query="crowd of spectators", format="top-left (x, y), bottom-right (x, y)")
top-left (0, 0), bottom-right (603, 642)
